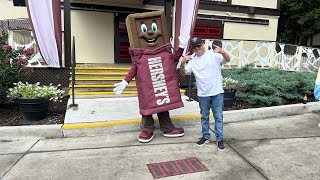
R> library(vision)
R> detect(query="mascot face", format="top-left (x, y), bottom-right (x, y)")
top-left (136, 16), bottom-right (164, 48)
top-left (126, 11), bottom-right (169, 49)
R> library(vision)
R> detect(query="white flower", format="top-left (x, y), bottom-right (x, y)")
top-left (223, 77), bottom-right (239, 91)
top-left (7, 82), bottom-right (64, 101)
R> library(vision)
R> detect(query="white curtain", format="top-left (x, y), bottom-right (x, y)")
top-left (180, 0), bottom-right (200, 53)
top-left (174, 0), bottom-right (200, 68)
top-left (26, 0), bottom-right (60, 67)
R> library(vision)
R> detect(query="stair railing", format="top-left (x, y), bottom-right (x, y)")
top-left (186, 72), bottom-right (194, 101)
top-left (70, 36), bottom-right (78, 107)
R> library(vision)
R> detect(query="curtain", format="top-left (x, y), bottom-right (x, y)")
top-left (173, 0), bottom-right (200, 51)
top-left (26, 0), bottom-right (62, 67)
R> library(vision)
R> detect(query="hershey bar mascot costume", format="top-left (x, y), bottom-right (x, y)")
top-left (113, 11), bottom-right (189, 143)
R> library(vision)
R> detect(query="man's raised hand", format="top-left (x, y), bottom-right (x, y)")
top-left (181, 51), bottom-right (191, 64)
top-left (213, 45), bottom-right (226, 54)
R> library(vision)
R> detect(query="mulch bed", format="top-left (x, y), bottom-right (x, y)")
top-left (0, 97), bottom-right (68, 126)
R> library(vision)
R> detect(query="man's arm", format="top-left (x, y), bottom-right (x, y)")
top-left (221, 52), bottom-right (230, 62)
top-left (180, 62), bottom-right (187, 76)
top-left (179, 52), bottom-right (191, 76)
top-left (213, 44), bottom-right (230, 62)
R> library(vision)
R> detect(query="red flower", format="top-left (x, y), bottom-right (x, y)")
top-left (15, 57), bottom-right (27, 67)
top-left (2, 45), bottom-right (12, 52)
top-left (23, 48), bottom-right (33, 56)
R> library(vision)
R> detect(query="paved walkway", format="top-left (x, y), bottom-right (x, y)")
top-left (1, 113), bottom-right (320, 180)
top-left (64, 95), bottom-right (200, 124)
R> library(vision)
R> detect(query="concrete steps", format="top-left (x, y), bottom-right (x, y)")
top-left (68, 90), bottom-right (186, 95)
top-left (69, 77), bottom-right (136, 85)
top-left (68, 65), bottom-right (185, 98)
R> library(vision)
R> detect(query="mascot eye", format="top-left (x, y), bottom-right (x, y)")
top-left (151, 23), bottom-right (157, 32)
top-left (141, 24), bottom-right (147, 33)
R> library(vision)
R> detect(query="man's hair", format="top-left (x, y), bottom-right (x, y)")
top-left (190, 37), bottom-right (203, 49)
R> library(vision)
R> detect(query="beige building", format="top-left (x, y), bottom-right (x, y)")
top-left (0, 0), bottom-right (280, 65)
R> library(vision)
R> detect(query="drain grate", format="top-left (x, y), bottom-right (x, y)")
top-left (147, 157), bottom-right (208, 179)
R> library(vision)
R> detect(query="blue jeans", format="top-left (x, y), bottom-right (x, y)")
top-left (198, 93), bottom-right (224, 142)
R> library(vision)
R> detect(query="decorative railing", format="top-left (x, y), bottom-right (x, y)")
top-left (206, 39), bottom-right (320, 72)
top-left (8, 30), bottom-right (48, 67)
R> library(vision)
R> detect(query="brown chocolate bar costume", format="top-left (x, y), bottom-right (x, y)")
top-left (124, 11), bottom-right (184, 132)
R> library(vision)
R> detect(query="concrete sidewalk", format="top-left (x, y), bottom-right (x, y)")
top-left (1, 113), bottom-right (319, 180)
top-left (64, 95), bottom-right (200, 124)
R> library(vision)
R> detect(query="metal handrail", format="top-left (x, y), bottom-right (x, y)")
top-left (186, 73), bottom-right (194, 102)
top-left (70, 36), bottom-right (77, 107)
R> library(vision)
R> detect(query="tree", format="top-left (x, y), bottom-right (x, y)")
top-left (277, 0), bottom-right (320, 45)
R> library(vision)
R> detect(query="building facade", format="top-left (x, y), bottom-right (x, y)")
top-left (0, 0), bottom-right (280, 65)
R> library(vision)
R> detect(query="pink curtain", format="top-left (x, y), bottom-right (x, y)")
top-left (174, 0), bottom-right (200, 51)
top-left (26, 0), bottom-right (62, 67)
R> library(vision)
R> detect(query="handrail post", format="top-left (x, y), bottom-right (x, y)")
top-left (186, 73), bottom-right (193, 102)
top-left (70, 36), bottom-right (78, 108)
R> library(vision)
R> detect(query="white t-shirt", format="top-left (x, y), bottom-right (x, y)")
top-left (185, 50), bottom-right (227, 97)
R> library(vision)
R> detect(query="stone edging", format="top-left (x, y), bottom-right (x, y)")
top-left (224, 102), bottom-right (320, 123)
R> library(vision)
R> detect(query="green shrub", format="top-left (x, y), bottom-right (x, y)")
top-left (0, 31), bottom-right (31, 104)
top-left (222, 64), bottom-right (316, 106)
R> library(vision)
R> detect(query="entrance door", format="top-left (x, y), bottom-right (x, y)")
top-left (114, 14), bottom-right (131, 63)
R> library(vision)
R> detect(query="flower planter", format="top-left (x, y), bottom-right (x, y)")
top-left (224, 90), bottom-right (236, 107)
top-left (16, 98), bottom-right (49, 121)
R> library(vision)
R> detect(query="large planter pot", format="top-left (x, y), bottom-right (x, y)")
top-left (16, 98), bottom-right (49, 121)
top-left (224, 90), bottom-right (236, 107)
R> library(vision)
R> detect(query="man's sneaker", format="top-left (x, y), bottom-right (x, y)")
top-left (138, 131), bottom-right (154, 143)
top-left (163, 127), bottom-right (184, 138)
top-left (217, 140), bottom-right (225, 151)
top-left (197, 137), bottom-right (210, 146)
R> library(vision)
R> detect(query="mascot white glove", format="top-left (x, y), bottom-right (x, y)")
top-left (178, 33), bottom-right (190, 49)
top-left (113, 80), bottom-right (128, 95)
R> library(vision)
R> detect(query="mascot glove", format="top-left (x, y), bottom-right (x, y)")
top-left (113, 80), bottom-right (128, 95)
top-left (179, 33), bottom-right (190, 48)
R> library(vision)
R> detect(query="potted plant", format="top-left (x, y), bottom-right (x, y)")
top-left (7, 82), bottom-right (64, 121)
top-left (223, 77), bottom-right (243, 107)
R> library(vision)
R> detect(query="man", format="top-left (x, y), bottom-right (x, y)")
top-left (180, 37), bottom-right (230, 150)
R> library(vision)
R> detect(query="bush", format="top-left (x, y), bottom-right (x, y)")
top-left (0, 31), bottom-right (32, 104)
top-left (222, 64), bottom-right (316, 106)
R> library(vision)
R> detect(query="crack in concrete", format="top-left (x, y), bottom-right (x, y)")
top-left (0, 139), bottom-right (40, 180)
top-left (226, 140), bottom-right (269, 180)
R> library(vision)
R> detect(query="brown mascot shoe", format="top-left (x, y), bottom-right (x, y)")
top-left (163, 127), bottom-right (184, 138)
top-left (138, 131), bottom-right (154, 143)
